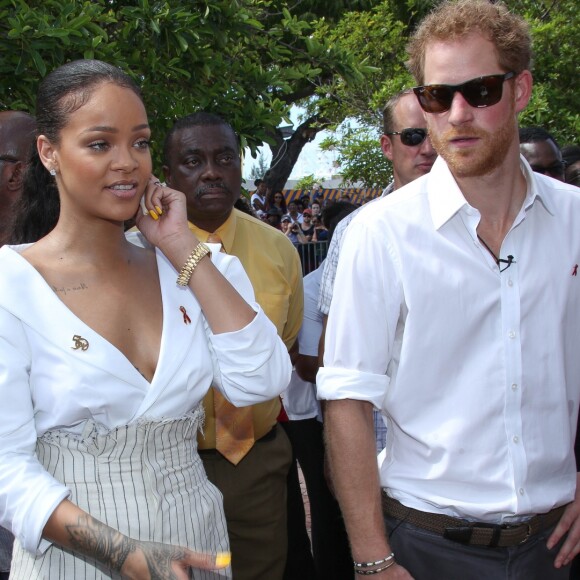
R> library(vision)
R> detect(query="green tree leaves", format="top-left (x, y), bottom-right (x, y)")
top-left (0, 0), bottom-right (367, 172)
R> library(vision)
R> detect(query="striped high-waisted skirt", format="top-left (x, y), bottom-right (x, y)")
top-left (10, 408), bottom-right (231, 579)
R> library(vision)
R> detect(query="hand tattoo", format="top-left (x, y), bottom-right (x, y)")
top-left (141, 543), bottom-right (189, 580)
top-left (65, 515), bottom-right (136, 572)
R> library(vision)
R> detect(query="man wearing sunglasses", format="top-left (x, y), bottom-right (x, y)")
top-left (319, 1), bottom-right (580, 579)
top-left (381, 92), bottom-right (438, 190)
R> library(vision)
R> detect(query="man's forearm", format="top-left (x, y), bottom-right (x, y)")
top-left (324, 399), bottom-right (392, 562)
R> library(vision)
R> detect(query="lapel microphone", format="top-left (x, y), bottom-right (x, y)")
top-left (499, 255), bottom-right (515, 272)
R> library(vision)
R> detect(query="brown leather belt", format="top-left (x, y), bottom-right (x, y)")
top-left (382, 492), bottom-right (567, 547)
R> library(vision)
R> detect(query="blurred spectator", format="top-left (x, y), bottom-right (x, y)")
top-left (0, 111), bottom-right (36, 246)
top-left (284, 219), bottom-right (308, 246)
top-left (298, 209), bottom-right (315, 241)
top-left (266, 206), bottom-right (283, 229)
top-left (562, 145), bottom-right (580, 187)
top-left (311, 200), bottom-right (321, 218)
top-left (280, 215), bottom-right (292, 234)
top-left (250, 178), bottom-right (267, 216)
top-left (267, 189), bottom-right (287, 215)
top-left (285, 200), bottom-right (303, 224)
top-left (519, 126), bottom-right (565, 181)
top-left (311, 215), bottom-right (328, 242)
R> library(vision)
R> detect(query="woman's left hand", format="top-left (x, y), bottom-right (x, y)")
top-left (135, 176), bottom-right (196, 253)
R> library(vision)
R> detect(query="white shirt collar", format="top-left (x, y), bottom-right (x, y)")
top-left (427, 155), bottom-right (555, 232)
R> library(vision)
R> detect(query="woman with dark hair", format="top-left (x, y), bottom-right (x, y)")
top-left (0, 60), bottom-right (290, 579)
top-left (265, 189), bottom-right (287, 215)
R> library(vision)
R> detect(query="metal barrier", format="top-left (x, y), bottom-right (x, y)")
top-left (297, 241), bottom-right (329, 276)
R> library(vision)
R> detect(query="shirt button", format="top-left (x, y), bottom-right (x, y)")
top-left (512, 384), bottom-right (518, 391)
top-left (508, 330), bottom-right (516, 339)
top-left (519, 488), bottom-right (525, 495)
top-left (513, 436), bottom-right (519, 443)
top-left (508, 279), bottom-right (513, 287)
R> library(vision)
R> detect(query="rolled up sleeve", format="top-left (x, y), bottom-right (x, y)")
top-left (317, 218), bottom-right (401, 409)
top-left (206, 253), bottom-right (291, 406)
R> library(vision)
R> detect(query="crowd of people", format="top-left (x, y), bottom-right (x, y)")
top-left (1, 1), bottom-right (580, 579)
top-left (250, 183), bottom-right (330, 245)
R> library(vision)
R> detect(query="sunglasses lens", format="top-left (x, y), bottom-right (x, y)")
top-left (400, 129), bottom-right (427, 147)
top-left (414, 86), bottom-right (453, 113)
top-left (462, 76), bottom-right (503, 108)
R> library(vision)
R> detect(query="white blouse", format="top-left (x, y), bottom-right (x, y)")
top-left (0, 235), bottom-right (291, 553)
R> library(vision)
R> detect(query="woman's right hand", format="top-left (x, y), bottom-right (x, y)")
top-left (43, 502), bottom-right (230, 580)
top-left (121, 540), bottom-right (230, 580)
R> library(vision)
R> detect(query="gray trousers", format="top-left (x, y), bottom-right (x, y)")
top-left (386, 515), bottom-right (571, 580)
top-left (0, 526), bottom-right (13, 574)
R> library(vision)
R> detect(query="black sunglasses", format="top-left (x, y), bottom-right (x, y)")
top-left (385, 128), bottom-right (428, 147)
top-left (412, 72), bottom-right (516, 113)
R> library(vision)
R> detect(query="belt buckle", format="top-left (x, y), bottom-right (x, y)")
top-left (517, 522), bottom-right (532, 545)
top-left (501, 521), bottom-right (532, 546)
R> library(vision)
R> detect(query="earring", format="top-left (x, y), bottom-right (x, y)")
top-left (50, 168), bottom-right (56, 176)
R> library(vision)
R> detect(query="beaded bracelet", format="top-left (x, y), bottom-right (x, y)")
top-left (353, 553), bottom-right (395, 568)
top-left (176, 243), bottom-right (211, 286)
top-left (354, 559), bottom-right (396, 575)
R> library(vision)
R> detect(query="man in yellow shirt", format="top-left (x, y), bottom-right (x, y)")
top-left (162, 112), bottom-right (303, 580)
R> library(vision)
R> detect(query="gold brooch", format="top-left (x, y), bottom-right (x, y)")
top-left (71, 335), bottom-right (89, 351)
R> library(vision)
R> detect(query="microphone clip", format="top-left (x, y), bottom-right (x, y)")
top-left (498, 255), bottom-right (515, 272)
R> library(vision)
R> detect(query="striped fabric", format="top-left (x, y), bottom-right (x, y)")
top-left (10, 408), bottom-right (230, 579)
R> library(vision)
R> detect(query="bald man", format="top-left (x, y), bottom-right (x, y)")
top-left (0, 110), bottom-right (35, 579)
top-left (0, 111), bottom-right (37, 246)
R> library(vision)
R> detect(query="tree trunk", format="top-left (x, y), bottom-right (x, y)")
top-left (264, 116), bottom-right (324, 192)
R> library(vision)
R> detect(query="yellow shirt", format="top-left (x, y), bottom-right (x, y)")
top-left (189, 209), bottom-right (304, 448)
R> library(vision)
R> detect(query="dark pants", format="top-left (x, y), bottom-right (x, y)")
top-left (201, 424), bottom-right (292, 580)
top-left (386, 515), bottom-right (571, 580)
top-left (0, 526), bottom-right (12, 580)
top-left (284, 452), bottom-right (317, 579)
top-left (282, 419), bottom-right (353, 580)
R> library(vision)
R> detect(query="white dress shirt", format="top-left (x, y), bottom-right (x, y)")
top-left (282, 264), bottom-right (323, 421)
top-left (318, 156), bottom-right (580, 523)
top-left (318, 182), bottom-right (394, 315)
top-left (0, 234), bottom-right (291, 553)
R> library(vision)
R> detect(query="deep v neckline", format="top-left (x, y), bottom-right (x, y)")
top-left (8, 245), bottom-right (167, 386)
